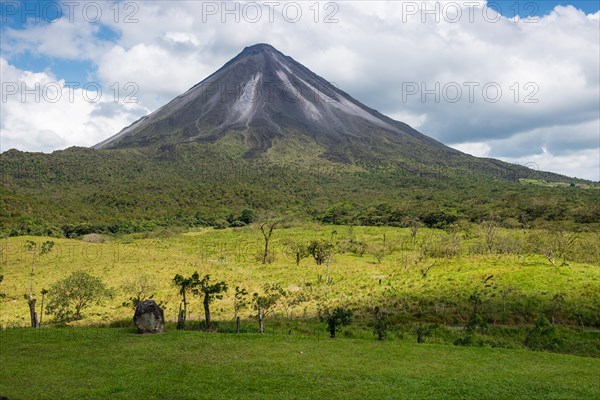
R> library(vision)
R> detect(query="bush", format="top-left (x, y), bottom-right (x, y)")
top-left (524, 315), bottom-right (562, 351)
top-left (46, 271), bottom-right (112, 323)
top-left (321, 307), bottom-right (353, 338)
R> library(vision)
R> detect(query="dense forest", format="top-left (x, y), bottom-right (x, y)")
top-left (1, 143), bottom-right (598, 237)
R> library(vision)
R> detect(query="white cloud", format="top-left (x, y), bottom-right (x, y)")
top-left (500, 148), bottom-right (599, 182)
top-left (0, 1), bottom-right (598, 180)
top-left (449, 142), bottom-right (491, 158)
top-left (0, 58), bottom-right (148, 152)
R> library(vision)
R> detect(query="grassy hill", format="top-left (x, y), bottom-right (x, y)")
top-left (1, 224), bottom-right (598, 355)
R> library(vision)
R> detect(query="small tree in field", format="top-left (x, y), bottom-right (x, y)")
top-left (46, 271), bottom-right (111, 323)
top-left (122, 274), bottom-right (159, 309)
top-left (253, 284), bottom-right (284, 333)
top-left (233, 286), bottom-right (249, 333)
top-left (191, 274), bottom-right (228, 331)
top-left (38, 288), bottom-right (48, 328)
top-left (321, 307), bottom-right (353, 338)
top-left (480, 220), bottom-right (498, 253)
top-left (307, 240), bottom-right (335, 266)
top-left (259, 220), bottom-right (280, 264)
top-left (285, 241), bottom-right (310, 266)
top-left (372, 306), bottom-right (389, 340)
top-left (405, 218), bottom-right (421, 244)
top-left (234, 286), bottom-right (249, 319)
top-left (24, 241), bottom-right (54, 327)
top-left (528, 229), bottom-right (577, 267)
top-left (173, 272), bottom-right (200, 330)
top-left (416, 323), bottom-right (438, 344)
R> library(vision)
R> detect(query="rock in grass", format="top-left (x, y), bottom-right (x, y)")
top-left (134, 300), bottom-right (164, 334)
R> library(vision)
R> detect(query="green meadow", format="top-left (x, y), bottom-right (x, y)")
top-left (1, 328), bottom-right (599, 400)
top-left (1, 223), bottom-right (600, 398)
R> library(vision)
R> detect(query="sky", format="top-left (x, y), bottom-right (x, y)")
top-left (1, 0), bottom-right (599, 181)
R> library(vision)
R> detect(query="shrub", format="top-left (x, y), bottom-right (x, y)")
top-left (46, 271), bottom-right (112, 323)
top-left (523, 315), bottom-right (562, 351)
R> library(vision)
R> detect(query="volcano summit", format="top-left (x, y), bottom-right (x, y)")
top-left (94, 43), bottom-right (458, 162)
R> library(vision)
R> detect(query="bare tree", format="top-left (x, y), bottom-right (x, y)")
top-left (415, 239), bottom-right (437, 278)
top-left (406, 218), bottom-right (421, 244)
top-left (528, 229), bottom-right (578, 267)
top-left (259, 220), bottom-right (280, 264)
top-left (481, 220), bottom-right (498, 253)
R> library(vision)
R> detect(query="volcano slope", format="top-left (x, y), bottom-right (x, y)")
top-left (1, 44), bottom-right (598, 235)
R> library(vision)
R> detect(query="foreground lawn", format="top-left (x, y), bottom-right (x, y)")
top-left (1, 328), bottom-right (599, 399)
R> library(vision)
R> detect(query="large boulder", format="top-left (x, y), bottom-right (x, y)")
top-left (134, 300), bottom-right (164, 334)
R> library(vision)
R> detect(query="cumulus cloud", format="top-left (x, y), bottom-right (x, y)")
top-left (0, 58), bottom-right (148, 152)
top-left (0, 1), bottom-right (598, 180)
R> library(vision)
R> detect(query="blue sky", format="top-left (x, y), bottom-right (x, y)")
top-left (1, 1), bottom-right (599, 180)
top-left (491, 0), bottom-right (599, 15)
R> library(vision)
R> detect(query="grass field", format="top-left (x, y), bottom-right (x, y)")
top-left (1, 224), bottom-right (599, 358)
top-left (1, 224), bottom-right (599, 398)
top-left (1, 224), bottom-right (599, 327)
top-left (1, 328), bottom-right (599, 400)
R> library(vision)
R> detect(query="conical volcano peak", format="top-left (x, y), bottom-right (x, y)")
top-left (94, 44), bottom-right (449, 161)
top-left (240, 43), bottom-right (280, 56)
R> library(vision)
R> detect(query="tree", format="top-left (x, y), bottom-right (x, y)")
top-left (416, 323), bottom-right (438, 343)
top-left (192, 274), bottom-right (228, 331)
top-left (368, 245), bottom-right (386, 264)
top-left (307, 239), bottom-right (334, 266)
top-left (46, 271), bottom-right (111, 323)
top-left (528, 229), bottom-right (577, 267)
top-left (523, 315), bottom-right (561, 350)
top-left (347, 239), bottom-right (367, 257)
top-left (321, 307), bottom-right (353, 338)
top-left (234, 286), bottom-right (249, 319)
top-left (233, 286), bottom-right (249, 333)
top-left (406, 218), bottom-right (421, 244)
top-left (253, 284), bottom-right (284, 333)
top-left (285, 241), bottom-right (310, 266)
top-left (481, 220), bottom-right (498, 253)
top-left (372, 306), bottom-right (389, 340)
top-left (122, 274), bottom-right (159, 309)
top-left (24, 240), bottom-right (54, 327)
top-left (38, 288), bottom-right (48, 328)
top-left (239, 209), bottom-right (256, 225)
top-left (414, 240), bottom-right (437, 278)
top-left (282, 289), bottom-right (310, 319)
top-left (259, 220), bottom-right (280, 264)
top-left (173, 272), bottom-right (200, 330)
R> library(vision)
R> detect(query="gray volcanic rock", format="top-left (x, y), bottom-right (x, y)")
top-left (94, 44), bottom-right (458, 162)
top-left (133, 300), bottom-right (164, 334)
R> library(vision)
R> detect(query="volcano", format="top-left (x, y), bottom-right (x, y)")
top-left (1, 45), bottom-right (589, 236)
top-left (94, 43), bottom-right (460, 162)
